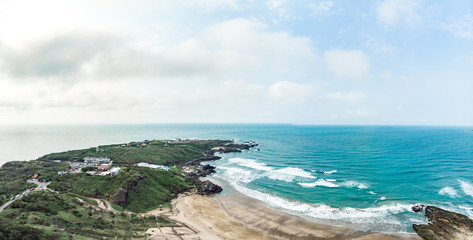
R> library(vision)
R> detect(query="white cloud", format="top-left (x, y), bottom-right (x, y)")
top-left (346, 107), bottom-right (376, 117)
top-left (364, 38), bottom-right (396, 54)
top-left (376, 0), bottom-right (421, 26)
top-left (266, 0), bottom-right (288, 18)
top-left (180, 0), bottom-right (245, 10)
top-left (443, 15), bottom-right (473, 39)
top-left (325, 91), bottom-right (366, 105)
top-left (268, 81), bottom-right (314, 103)
top-left (308, 1), bottom-right (334, 15)
top-left (324, 50), bottom-right (370, 80)
top-left (0, 18), bottom-right (318, 83)
top-left (0, 15), bottom-right (321, 124)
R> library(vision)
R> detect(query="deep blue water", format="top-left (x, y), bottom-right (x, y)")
top-left (1, 124), bottom-right (472, 232)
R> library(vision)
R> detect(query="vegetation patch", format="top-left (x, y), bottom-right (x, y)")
top-left (0, 191), bottom-right (176, 239)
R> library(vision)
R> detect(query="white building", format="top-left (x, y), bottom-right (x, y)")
top-left (83, 157), bottom-right (111, 164)
top-left (110, 167), bottom-right (121, 175)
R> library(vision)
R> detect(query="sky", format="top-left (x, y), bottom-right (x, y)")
top-left (0, 0), bottom-right (472, 125)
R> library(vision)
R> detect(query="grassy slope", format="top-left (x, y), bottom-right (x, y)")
top-left (49, 167), bottom-right (190, 212)
top-left (0, 139), bottom-right (235, 238)
top-left (0, 191), bottom-right (176, 239)
top-left (40, 140), bottom-right (231, 166)
top-left (0, 160), bottom-right (69, 205)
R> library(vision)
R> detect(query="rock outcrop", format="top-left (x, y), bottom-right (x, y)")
top-left (197, 180), bottom-right (222, 195)
top-left (186, 156), bottom-right (221, 166)
top-left (184, 141), bottom-right (257, 196)
top-left (413, 206), bottom-right (473, 240)
top-left (112, 175), bottom-right (145, 206)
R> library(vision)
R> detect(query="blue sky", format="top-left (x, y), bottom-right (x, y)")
top-left (0, 0), bottom-right (472, 125)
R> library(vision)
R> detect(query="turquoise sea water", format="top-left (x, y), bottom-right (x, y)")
top-left (1, 124), bottom-right (472, 232)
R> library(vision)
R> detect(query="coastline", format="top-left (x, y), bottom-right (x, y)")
top-left (164, 178), bottom-right (421, 240)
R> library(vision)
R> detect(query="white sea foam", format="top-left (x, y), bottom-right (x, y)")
top-left (439, 187), bottom-right (458, 198)
top-left (228, 158), bottom-right (273, 171)
top-left (324, 170), bottom-right (337, 174)
top-left (380, 196), bottom-right (386, 200)
top-left (340, 180), bottom-right (369, 189)
top-left (325, 179), bottom-right (336, 182)
top-left (458, 180), bottom-right (473, 198)
top-left (218, 166), bottom-right (259, 183)
top-left (227, 158), bottom-right (317, 183)
top-left (368, 191), bottom-right (376, 195)
top-left (268, 167), bottom-right (317, 182)
top-left (459, 206), bottom-right (473, 218)
top-left (298, 179), bottom-right (339, 188)
top-left (231, 183), bottom-right (416, 232)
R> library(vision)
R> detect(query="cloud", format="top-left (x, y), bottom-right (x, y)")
top-left (308, 1), bottom-right (334, 15)
top-left (443, 15), bottom-right (473, 39)
top-left (0, 33), bottom-right (115, 78)
top-left (268, 81), bottom-right (314, 103)
top-left (364, 38), bottom-right (396, 54)
top-left (180, 0), bottom-right (245, 10)
top-left (324, 50), bottom-right (370, 80)
top-left (0, 18), bottom-right (318, 83)
top-left (0, 16), bottom-right (322, 123)
top-left (346, 107), bottom-right (376, 117)
top-left (376, 0), bottom-right (421, 26)
top-left (325, 91), bottom-right (366, 105)
top-left (266, 0), bottom-right (288, 18)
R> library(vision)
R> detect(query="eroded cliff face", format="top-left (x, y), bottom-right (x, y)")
top-left (113, 175), bottom-right (146, 206)
top-left (413, 206), bottom-right (473, 240)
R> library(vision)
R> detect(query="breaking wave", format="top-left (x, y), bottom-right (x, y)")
top-left (226, 158), bottom-right (317, 183)
top-left (340, 180), bottom-right (369, 189)
top-left (230, 183), bottom-right (423, 232)
top-left (439, 187), bottom-right (458, 198)
top-left (458, 180), bottom-right (473, 198)
top-left (298, 179), bottom-right (339, 188)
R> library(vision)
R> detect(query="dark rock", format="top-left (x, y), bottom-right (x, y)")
top-left (113, 188), bottom-right (128, 206)
top-left (185, 172), bottom-right (199, 182)
top-left (197, 180), bottom-right (222, 195)
top-left (412, 204), bottom-right (425, 213)
top-left (202, 164), bottom-right (216, 175)
top-left (112, 175), bottom-right (145, 206)
top-left (186, 156), bottom-right (222, 166)
top-left (413, 206), bottom-right (473, 240)
top-left (183, 140), bottom-right (257, 198)
top-left (93, 188), bottom-right (101, 197)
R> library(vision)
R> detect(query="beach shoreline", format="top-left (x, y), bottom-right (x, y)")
top-left (163, 182), bottom-right (421, 240)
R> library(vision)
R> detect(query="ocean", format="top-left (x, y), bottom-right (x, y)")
top-left (1, 124), bottom-right (472, 233)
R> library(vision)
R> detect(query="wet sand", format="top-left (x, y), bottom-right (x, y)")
top-left (160, 191), bottom-right (421, 240)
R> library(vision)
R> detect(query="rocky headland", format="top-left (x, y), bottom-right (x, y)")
top-left (184, 141), bottom-right (258, 195)
top-left (412, 205), bottom-right (473, 240)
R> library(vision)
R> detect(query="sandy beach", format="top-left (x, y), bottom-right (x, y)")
top-left (147, 190), bottom-right (421, 240)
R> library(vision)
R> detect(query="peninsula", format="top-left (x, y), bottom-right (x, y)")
top-left (0, 139), bottom-right (254, 239)
top-left (0, 139), bottom-right (469, 239)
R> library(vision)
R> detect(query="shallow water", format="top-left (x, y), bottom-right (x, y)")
top-left (1, 124), bottom-right (472, 232)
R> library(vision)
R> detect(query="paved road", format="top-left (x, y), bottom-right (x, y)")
top-left (0, 179), bottom-right (51, 212)
top-left (0, 199), bottom-right (14, 212)
top-left (27, 179), bottom-right (51, 190)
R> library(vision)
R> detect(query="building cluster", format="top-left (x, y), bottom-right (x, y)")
top-left (58, 156), bottom-right (120, 176)
top-left (84, 157), bottom-right (111, 164)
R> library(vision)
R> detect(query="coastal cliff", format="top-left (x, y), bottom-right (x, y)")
top-left (413, 206), bottom-right (473, 240)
